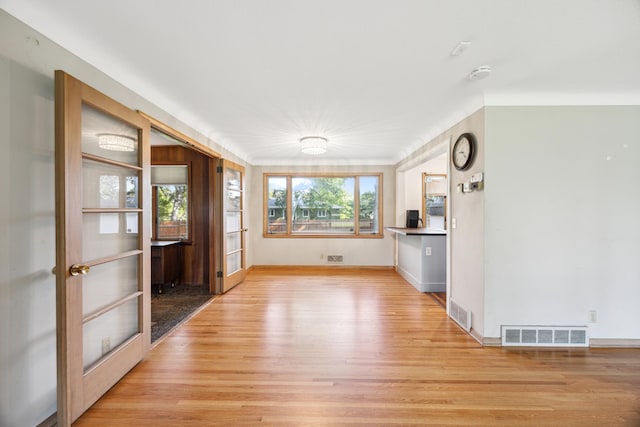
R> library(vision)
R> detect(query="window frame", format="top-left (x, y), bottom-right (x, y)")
top-left (263, 173), bottom-right (383, 238)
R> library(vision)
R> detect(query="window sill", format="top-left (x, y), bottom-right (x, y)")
top-left (262, 233), bottom-right (383, 239)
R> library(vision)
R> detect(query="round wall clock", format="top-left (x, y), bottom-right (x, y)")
top-left (452, 132), bottom-right (476, 171)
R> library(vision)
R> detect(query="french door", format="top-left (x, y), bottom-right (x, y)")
top-left (218, 159), bottom-right (247, 292)
top-left (55, 71), bottom-right (151, 425)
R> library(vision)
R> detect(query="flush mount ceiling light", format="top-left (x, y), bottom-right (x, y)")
top-left (97, 133), bottom-right (136, 152)
top-left (300, 136), bottom-right (328, 155)
top-left (468, 66), bottom-right (492, 81)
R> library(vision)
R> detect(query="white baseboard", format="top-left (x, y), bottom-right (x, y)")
top-left (37, 412), bottom-right (56, 427)
top-left (466, 329), bottom-right (502, 346)
top-left (589, 339), bottom-right (640, 348)
top-left (482, 337), bottom-right (502, 347)
top-left (468, 328), bottom-right (483, 345)
top-left (466, 337), bottom-right (640, 348)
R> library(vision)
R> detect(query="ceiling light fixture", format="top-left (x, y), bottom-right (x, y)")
top-left (468, 66), bottom-right (492, 81)
top-left (97, 133), bottom-right (136, 152)
top-left (450, 41), bottom-right (472, 56)
top-left (300, 136), bottom-right (328, 155)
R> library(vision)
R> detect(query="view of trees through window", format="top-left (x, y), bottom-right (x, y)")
top-left (265, 174), bottom-right (381, 236)
top-left (156, 184), bottom-right (188, 239)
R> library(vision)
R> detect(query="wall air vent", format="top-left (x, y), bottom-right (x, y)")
top-left (327, 255), bottom-right (343, 263)
top-left (449, 299), bottom-right (471, 332)
top-left (501, 326), bottom-right (588, 347)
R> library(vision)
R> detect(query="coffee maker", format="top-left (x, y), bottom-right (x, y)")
top-left (405, 210), bottom-right (420, 228)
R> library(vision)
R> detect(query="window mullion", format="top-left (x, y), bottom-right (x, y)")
top-left (286, 175), bottom-right (292, 235)
top-left (354, 176), bottom-right (360, 235)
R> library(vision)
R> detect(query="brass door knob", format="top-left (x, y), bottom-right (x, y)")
top-left (70, 264), bottom-right (90, 276)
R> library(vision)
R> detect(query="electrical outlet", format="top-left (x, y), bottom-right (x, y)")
top-left (425, 247), bottom-right (431, 256)
top-left (588, 310), bottom-right (597, 323)
top-left (102, 337), bottom-right (111, 356)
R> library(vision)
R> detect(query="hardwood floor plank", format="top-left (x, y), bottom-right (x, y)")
top-left (74, 268), bottom-right (640, 426)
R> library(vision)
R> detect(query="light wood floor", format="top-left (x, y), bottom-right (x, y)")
top-left (74, 268), bottom-right (640, 426)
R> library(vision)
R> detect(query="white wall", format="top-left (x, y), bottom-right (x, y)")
top-left (445, 110), bottom-right (486, 337)
top-left (484, 106), bottom-right (640, 340)
top-left (0, 45), bottom-right (58, 427)
top-left (0, 10), bottom-right (247, 426)
top-left (249, 165), bottom-right (395, 266)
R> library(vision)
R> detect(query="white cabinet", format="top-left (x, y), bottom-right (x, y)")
top-left (386, 228), bottom-right (446, 292)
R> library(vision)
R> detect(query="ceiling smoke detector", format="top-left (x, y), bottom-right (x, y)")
top-left (450, 41), bottom-right (472, 56)
top-left (468, 66), bottom-right (492, 81)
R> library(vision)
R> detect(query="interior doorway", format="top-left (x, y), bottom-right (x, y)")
top-left (147, 123), bottom-right (218, 342)
top-left (420, 155), bottom-right (449, 309)
top-left (396, 143), bottom-right (450, 312)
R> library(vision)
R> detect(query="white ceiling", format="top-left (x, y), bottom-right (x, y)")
top-left (3, 0), bottom-right (640, 165)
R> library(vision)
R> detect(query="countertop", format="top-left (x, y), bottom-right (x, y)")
top-left (384, 227), bottom-right (446, 236)
top-left (151, 240), bottom-right (182, 247)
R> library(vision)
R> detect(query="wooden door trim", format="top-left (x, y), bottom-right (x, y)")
top-left (55, 70), bottom-right (83, 425)
top-left (138, 111), bottom-right (221, 159)
top-left (209, 157), bottom-right (218, 294)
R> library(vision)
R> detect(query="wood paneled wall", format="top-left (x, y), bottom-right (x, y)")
top-left (152, 146), bottom-right (211, 286)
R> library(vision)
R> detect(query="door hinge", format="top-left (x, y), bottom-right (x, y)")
top-left (216, 271), bottom-right (223, 278)
top-left (216, 166), bottom-right (223, 173)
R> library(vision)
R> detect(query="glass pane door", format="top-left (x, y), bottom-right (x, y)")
top-left (80, 104), bottom-right (143, 370)
top-left (221, 160), bottom-right (246, 292)
top-left (55, 71), bottom-right (150, 424)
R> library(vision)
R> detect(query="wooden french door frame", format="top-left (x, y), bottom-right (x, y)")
top-left (215, 159), bottom-right (247, 293)
top-left (138, 112), bottom-right (223, 295)
top-left (55, 71), bottom-right (151, 425)
top-left (209, 157), bottom-right (219, 294)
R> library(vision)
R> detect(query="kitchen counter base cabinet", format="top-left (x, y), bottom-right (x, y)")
top-left (386, 228), bottom-right (446, 293)
top-left (151, 241), bottom-right (182, 294)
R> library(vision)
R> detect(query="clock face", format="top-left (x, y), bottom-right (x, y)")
top-left (452, 133), bottom-right (476, 171)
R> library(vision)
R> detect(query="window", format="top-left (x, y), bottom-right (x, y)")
top-left (152, 165), bottom-right (190, 240)
top-left (264, 174), bottom-right (382, 237)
